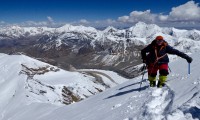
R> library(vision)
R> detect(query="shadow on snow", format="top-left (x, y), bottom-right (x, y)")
top-left (105, 85), bottom-right (149, 99)
top-left (118, 79), bottom-right (148, 91)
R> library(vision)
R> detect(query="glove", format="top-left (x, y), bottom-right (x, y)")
top-left (140, 65), bottom-right (146, 71)
top-left (186, 57), bottom-right (193, 63)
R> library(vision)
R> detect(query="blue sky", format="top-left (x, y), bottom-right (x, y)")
top-left (0, 0), bottom-right (200, 28)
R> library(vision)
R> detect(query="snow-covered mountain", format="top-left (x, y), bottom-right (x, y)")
top-left (1, 22), bottom-right (200, 50)
top-left (0, 22), bottom-right (200, 78)
top-left (1, 49), bottom-right (199, 120)
top-left (0, 53), bottom-right (129, 119)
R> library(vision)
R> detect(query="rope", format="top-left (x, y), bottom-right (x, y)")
top-left (149, 48), bottom-right (167, 76)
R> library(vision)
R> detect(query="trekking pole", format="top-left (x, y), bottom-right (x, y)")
top-left (168, 66), bottom-right (172, 73)
top-left (139, 64), bottom-right (146, 91)
top-left (188, 63), bottom-right (190, 75)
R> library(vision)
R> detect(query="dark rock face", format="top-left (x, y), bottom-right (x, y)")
top-left (0, 28), bottom-right (145, 78)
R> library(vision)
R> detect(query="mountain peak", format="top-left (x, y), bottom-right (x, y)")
top-left (103, 26), bottom-right (117, 33)
top-left (128, 22), bottom-right (162, 38)
top-left (135, 21), bottom-right (147, 26)
top-left (10, 25), bottom-right (22, 30)
top-left (57, 24), bottom-right (97, 33)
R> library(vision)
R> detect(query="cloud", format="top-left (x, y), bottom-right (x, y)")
top-left (89, 19), bottom-right (121, 28)
top-left (18, 16), bottom-right (65, 27)
top-left (118, 16), bottom-right (129, 23)
top-left (168, 1), bottom-right (200, 21)
top-left (0, 21), bottom-right (5, 24)
top-left (116, 1), bottom-right (200, 28)
top-left (118, 10), bottom-right (157, 23)
top-left (21, 21), bottom-right (48, 27)
top-left (79, 19), bottom-right (90, 24)
top-left (158, 15), bottom-right (168, 22)
top-left (0, 21), bottom-right (6, 27)
top-left (47, 16), bottom-right (54, 23)
top-left (20, 16), bottom-right (56, 27)
top-left (106, 19), bottom-right (116, 24)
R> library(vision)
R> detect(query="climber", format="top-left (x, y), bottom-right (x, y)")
top-left (141, 36), bottom-right (193, 88)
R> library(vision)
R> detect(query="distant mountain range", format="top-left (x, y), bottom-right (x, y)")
top-left (0, 22), bottom-right (200, 77)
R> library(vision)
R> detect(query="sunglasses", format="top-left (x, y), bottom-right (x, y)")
top-left (156, 40), bottom-right (164, 44)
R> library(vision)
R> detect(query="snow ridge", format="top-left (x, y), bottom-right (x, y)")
top-left (143, 86), bottom-right (175, 120)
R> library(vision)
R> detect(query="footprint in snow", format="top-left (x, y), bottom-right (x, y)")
top-left (123, 118), bottom-right (132, 120)
top-left (193, 81), bottom-right (200, 85)
top-left (143, 87), bottom-right (174, 120)
top-left (111, 104), bottom-right (122, 110)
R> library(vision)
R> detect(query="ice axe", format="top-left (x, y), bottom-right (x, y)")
top-left (139, 64), bottom-right (147, 91)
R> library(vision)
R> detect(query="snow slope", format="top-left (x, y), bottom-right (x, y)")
top-left (0, 53), bottom-right (128, 120)
top-left (2, 52), bottom-right (199, 120)
top-left (39, 53), bottom-right (199, 120)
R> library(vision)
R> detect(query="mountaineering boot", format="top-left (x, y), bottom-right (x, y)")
top-left (157, 75), bottom-right (167, 88)
top-left (148, 75), bottom-right (156, 87)
top-left (150, 81), bottom-right (156, 87)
